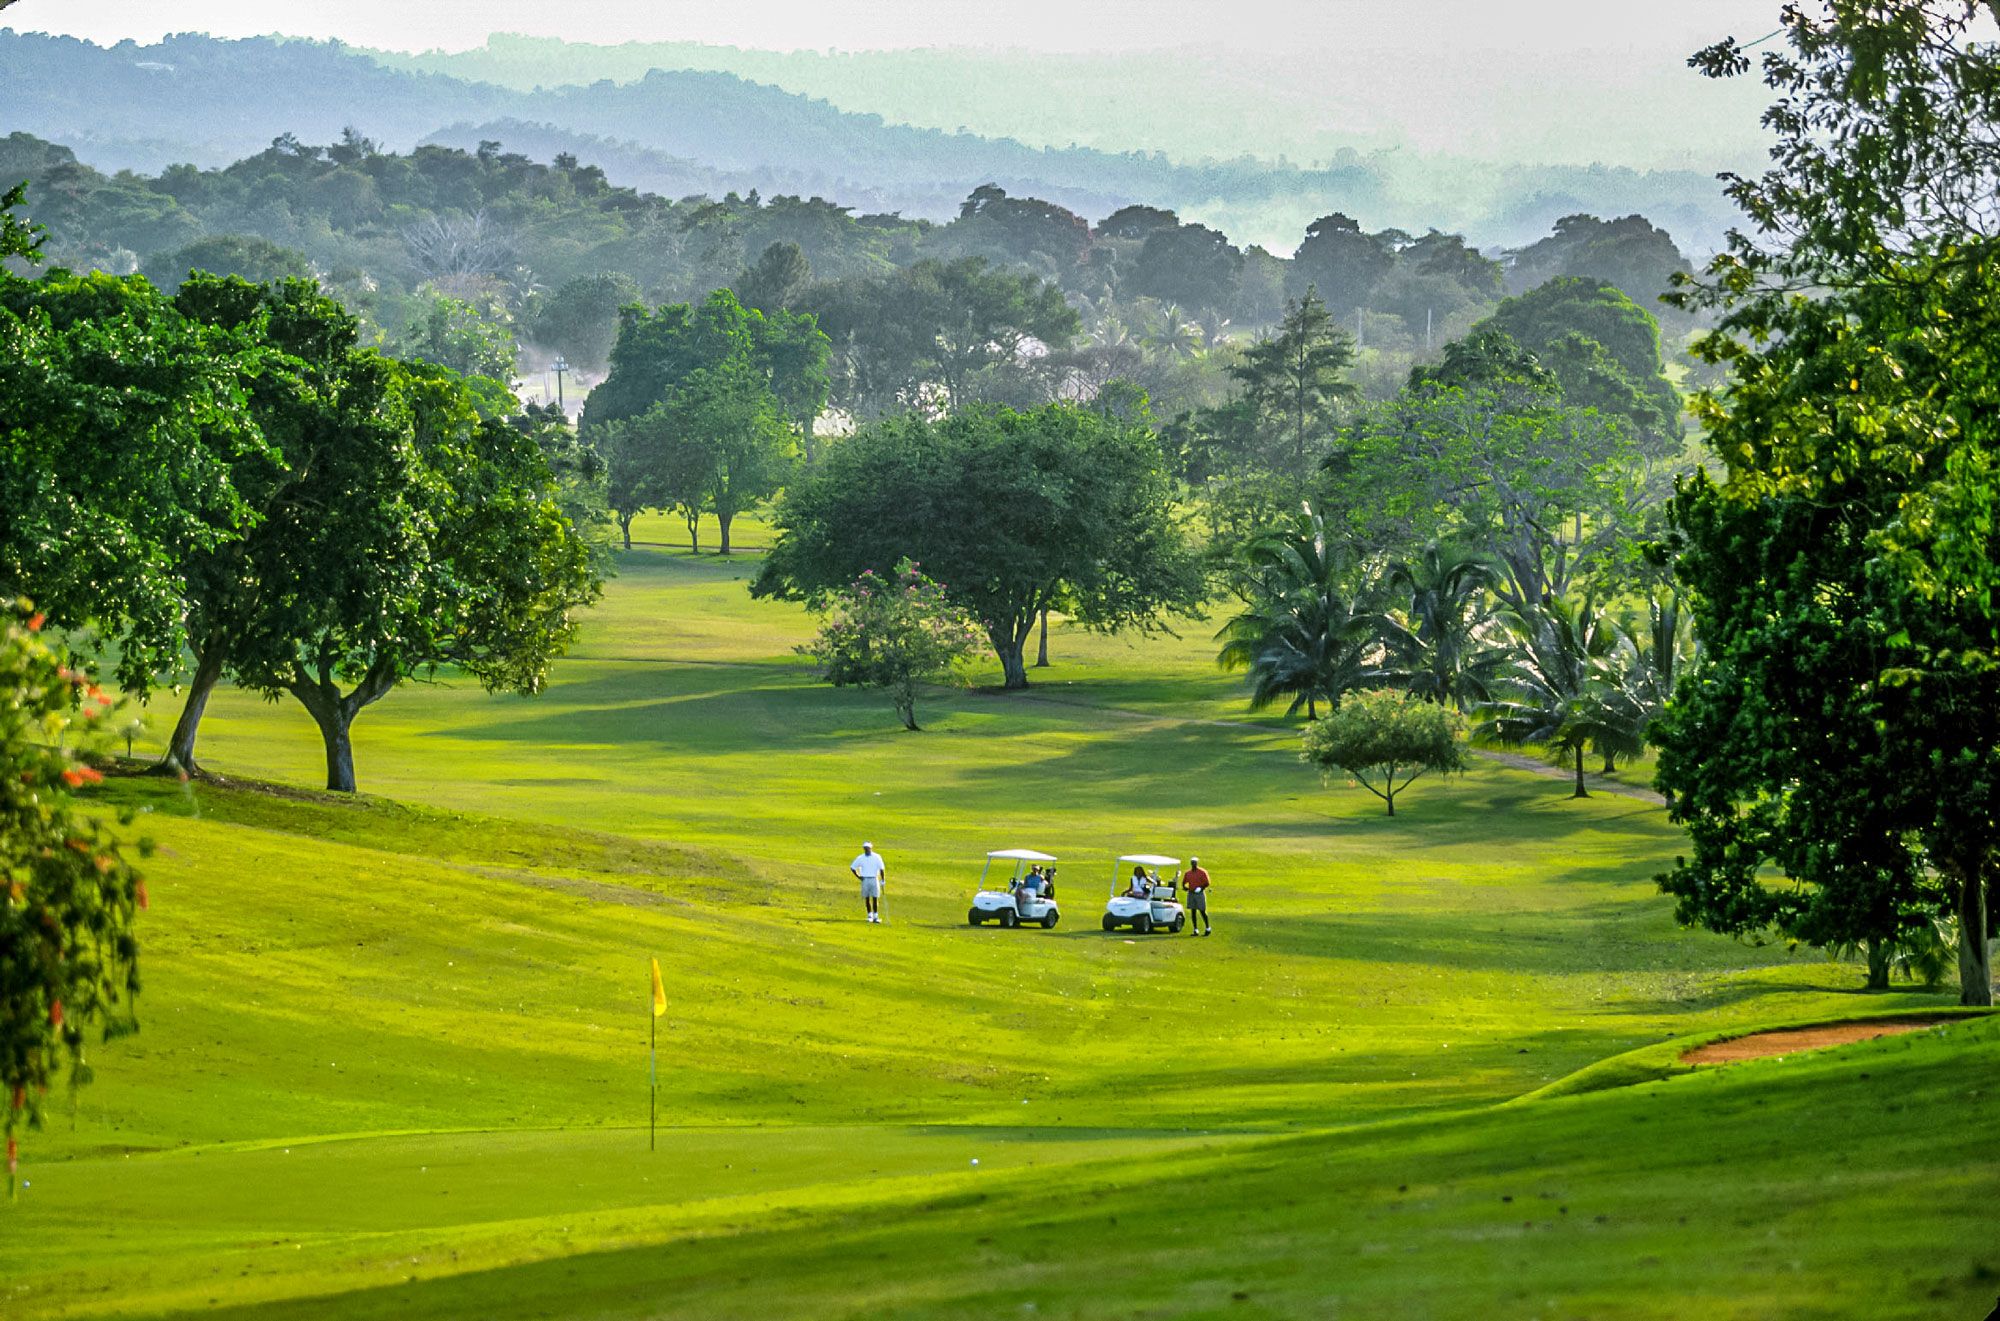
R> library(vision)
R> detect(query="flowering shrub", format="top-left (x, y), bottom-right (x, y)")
top-left (0, 601), bottom-right (147, 1194)
top-left (804, 561), bottom-right (983, 730)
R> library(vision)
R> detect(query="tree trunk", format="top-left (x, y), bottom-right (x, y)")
top-left (1865, 939), bottom-right (1891, 991)
top-left (287, 662), bottom-right (398, 794)
top-left (717, 510), bottom-right (733, 557)
top-left (684, 510), bottom-right (699, 554)
top-left (1954, 861), bottom-right (1993, 1007)
top-left (160, 648), bottom-right (224, 775)
top-left (989, 624), bottom-right (1030, 690)
top-left (1035, 609), bottom-right (1050, 668)
top-left (315, 708), bottom-right (358, 794)
top-left (1571, 745), bottom-right (1590, 798)
top-left (1384, 788), bottom-right (1396, 817)
top-left (1601, 752), bottom-right (1618, 774)
top-left (1306, 697), bottom-right (1317, 721)
top-left (619, 512), bottom-right (634, 551)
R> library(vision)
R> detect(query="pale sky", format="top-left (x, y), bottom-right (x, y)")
top-left (11, 0), bottom-right (1783, 57)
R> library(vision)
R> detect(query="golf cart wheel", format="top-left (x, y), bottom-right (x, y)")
top-left (968, 909), bottom-right (982, 926)
top-left (1170, 916), bottom-right (1185, 933)
top-left (1134, 913), bottom-right (1153, 935)
top-left (1042, 911), bottom-right (1059, 929)
top-left (1001, 910), bottom-right (1020, 928)
top-left (1101, 914), bottom-right (1118, 932)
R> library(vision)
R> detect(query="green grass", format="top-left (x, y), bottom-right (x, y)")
top-left (8, 544), bottom-right (1991, 1319)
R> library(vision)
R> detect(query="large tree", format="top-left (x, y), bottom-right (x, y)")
top-left (166, 277), bottom-right (599, 790)
top-left (1657, 0), bottom-right (2000, 1005)
top-left (755, 403), bottom-right (1203, 689)
top-left (1478, 277), bottom-right (1682, 450)
top-left (0, 220), bottom-right (267, 697)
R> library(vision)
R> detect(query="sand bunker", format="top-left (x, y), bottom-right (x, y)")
top-left (1681, 1016), bottom-right (1963, 1065)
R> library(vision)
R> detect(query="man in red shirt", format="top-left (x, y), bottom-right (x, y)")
top-left (1181, 857), bottom-right (1212, 936)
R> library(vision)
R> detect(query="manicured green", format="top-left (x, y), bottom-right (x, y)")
top-left (3, 544), bottom-right (1987, 1319)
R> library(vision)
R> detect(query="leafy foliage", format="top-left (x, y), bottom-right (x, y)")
top-left (0, 604), bottom-right (146, 1189)
top-left (1662, 0), bottom-right (2000, 1004)
top-left (804, 560), bottom-right (983, 730)
top-left (1300, 687), bottom-right (1468, 816)
top-left (1216, 506), bottom-right (1387, 719)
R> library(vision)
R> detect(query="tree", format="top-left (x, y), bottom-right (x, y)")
top-left (1, 605), bottom-right (146, 1193)
top-left (528, 272), bottom-right (640, 374)
top-left (649, 362), bottom-right (797, 556)
top-left (1578, 591), bottom-right (1692, 773)
top-left (804, 559), bottom-right (983, 730)
top-left (734, 241), bottom-right (813, 314)
top-left (0, 259), bottom-right (268, 698)
top-left (241, 365), bottom-right (598, 791)
top-left (585, 290), bottom-right (820, 552)
top-left (1327, 374), bottom-right (1645, 618)
top-left (396, 293), bottom-right (517, 385)
top-left (1475, 594), bottom-right (1617, 798)
top-left (1226, 289), bottom-right (1359, 482)
top-left (166, 277), bottom-right (599, 791)
top-left (1288, 213), bottom-right (1393, 315)
top-left (1216, 506), bottom-right (1387, 719)
top-left (1479, 277), bottom-right (1680, 450)
top-left (1657, 0), bottom-right (2000, 1005)
top-left (1380, 544), bottom-right (1510, 712)
top-left (1129, 223), bottom-right (1243, 313)
top-left (756, 404), bottom-right (1203, 689)
top-left (1508, 213), bottom-right (1693, 322)
top-left (1097, 204), bottom-right (1180, 242)
top-left (1301, 687), bottom-right (1469, 816)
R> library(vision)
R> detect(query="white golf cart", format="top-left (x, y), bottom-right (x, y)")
top-left (1102, 854), bottom-right (1186, 934)
top-left (968, 848), bottom-right (1062, 929)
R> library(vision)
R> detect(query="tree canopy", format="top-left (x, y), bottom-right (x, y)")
top-left (756, 403), bottom-right (1204, 688)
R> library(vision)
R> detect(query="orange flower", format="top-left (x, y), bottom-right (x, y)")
top-left (26, 612), bottom-right (44, 632)
top-left (48, 999), bottom-right (62, 1029)
top-left (60, 766), bottom-right (103, 788)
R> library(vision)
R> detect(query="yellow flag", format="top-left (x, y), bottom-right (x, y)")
top-left (650, 958), bottom-right (667, 1018)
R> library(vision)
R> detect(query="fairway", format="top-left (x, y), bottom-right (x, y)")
top-left (7, 543), bottom-right (1995, 1320)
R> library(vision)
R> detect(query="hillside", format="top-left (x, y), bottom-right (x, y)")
top-left (0, 30), bottom-right (1744, 249)
top-left (3, 534), bottom-right (1992, 1319)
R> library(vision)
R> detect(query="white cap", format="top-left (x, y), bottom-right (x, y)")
top-left (863, 841), bottom-right (873, 849)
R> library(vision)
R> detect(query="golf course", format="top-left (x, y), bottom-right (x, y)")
top-left (5, 524), bottom-right (1994, 1321)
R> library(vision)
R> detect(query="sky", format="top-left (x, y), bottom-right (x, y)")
top-left (11, 0), bottom-right (1785, 57)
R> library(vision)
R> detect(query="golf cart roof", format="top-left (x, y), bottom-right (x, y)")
top-left (1118, 854), bottom-right (1181, 867)
top-left (987, 849), bottom-right (1058, 862)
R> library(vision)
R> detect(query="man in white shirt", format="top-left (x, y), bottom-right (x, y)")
top-left (851, 842), bottom-right (888, 924)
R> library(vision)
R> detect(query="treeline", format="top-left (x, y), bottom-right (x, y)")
top-left (0, 128), bottom-right (1698, 416)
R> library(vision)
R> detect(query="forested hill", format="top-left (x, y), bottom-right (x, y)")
top-left (0, 30), bottom-right (1740, 251)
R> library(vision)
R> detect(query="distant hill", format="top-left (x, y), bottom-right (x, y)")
top-left (0, 30), bottom-right (1744, 251)
top-left (373, 32), bottom-right (1775, 177)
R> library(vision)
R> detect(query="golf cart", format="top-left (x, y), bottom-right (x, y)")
top-left (1103, 854), bottom-right (1186, 934)
top-left (968, 849), bottom-right (1062, 929)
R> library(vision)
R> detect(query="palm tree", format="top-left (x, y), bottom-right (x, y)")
top-left (1578, 590), bottom-right (1698, 772)
top-left (1380, 544), bottom-right (1512, 712)
top-left (1217, 506), bottom-right (1388, 719)
top-left (1475, 594), bottom-right (1620, 797)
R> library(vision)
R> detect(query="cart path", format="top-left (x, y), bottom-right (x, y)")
top-left (977, 686), bottom-right (1669, 806)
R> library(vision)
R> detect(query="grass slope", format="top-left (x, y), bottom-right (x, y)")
top-left (3, 543), bottom-right (1988, 1319)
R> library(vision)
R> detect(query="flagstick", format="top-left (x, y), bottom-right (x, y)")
top-left (648, 1000), bottom-right (657, 1153)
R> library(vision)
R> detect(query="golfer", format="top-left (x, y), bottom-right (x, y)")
top-left (1182, 856), bottom-right (1212, 936)
top-left (851, 842), bottom-right (888, 924)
